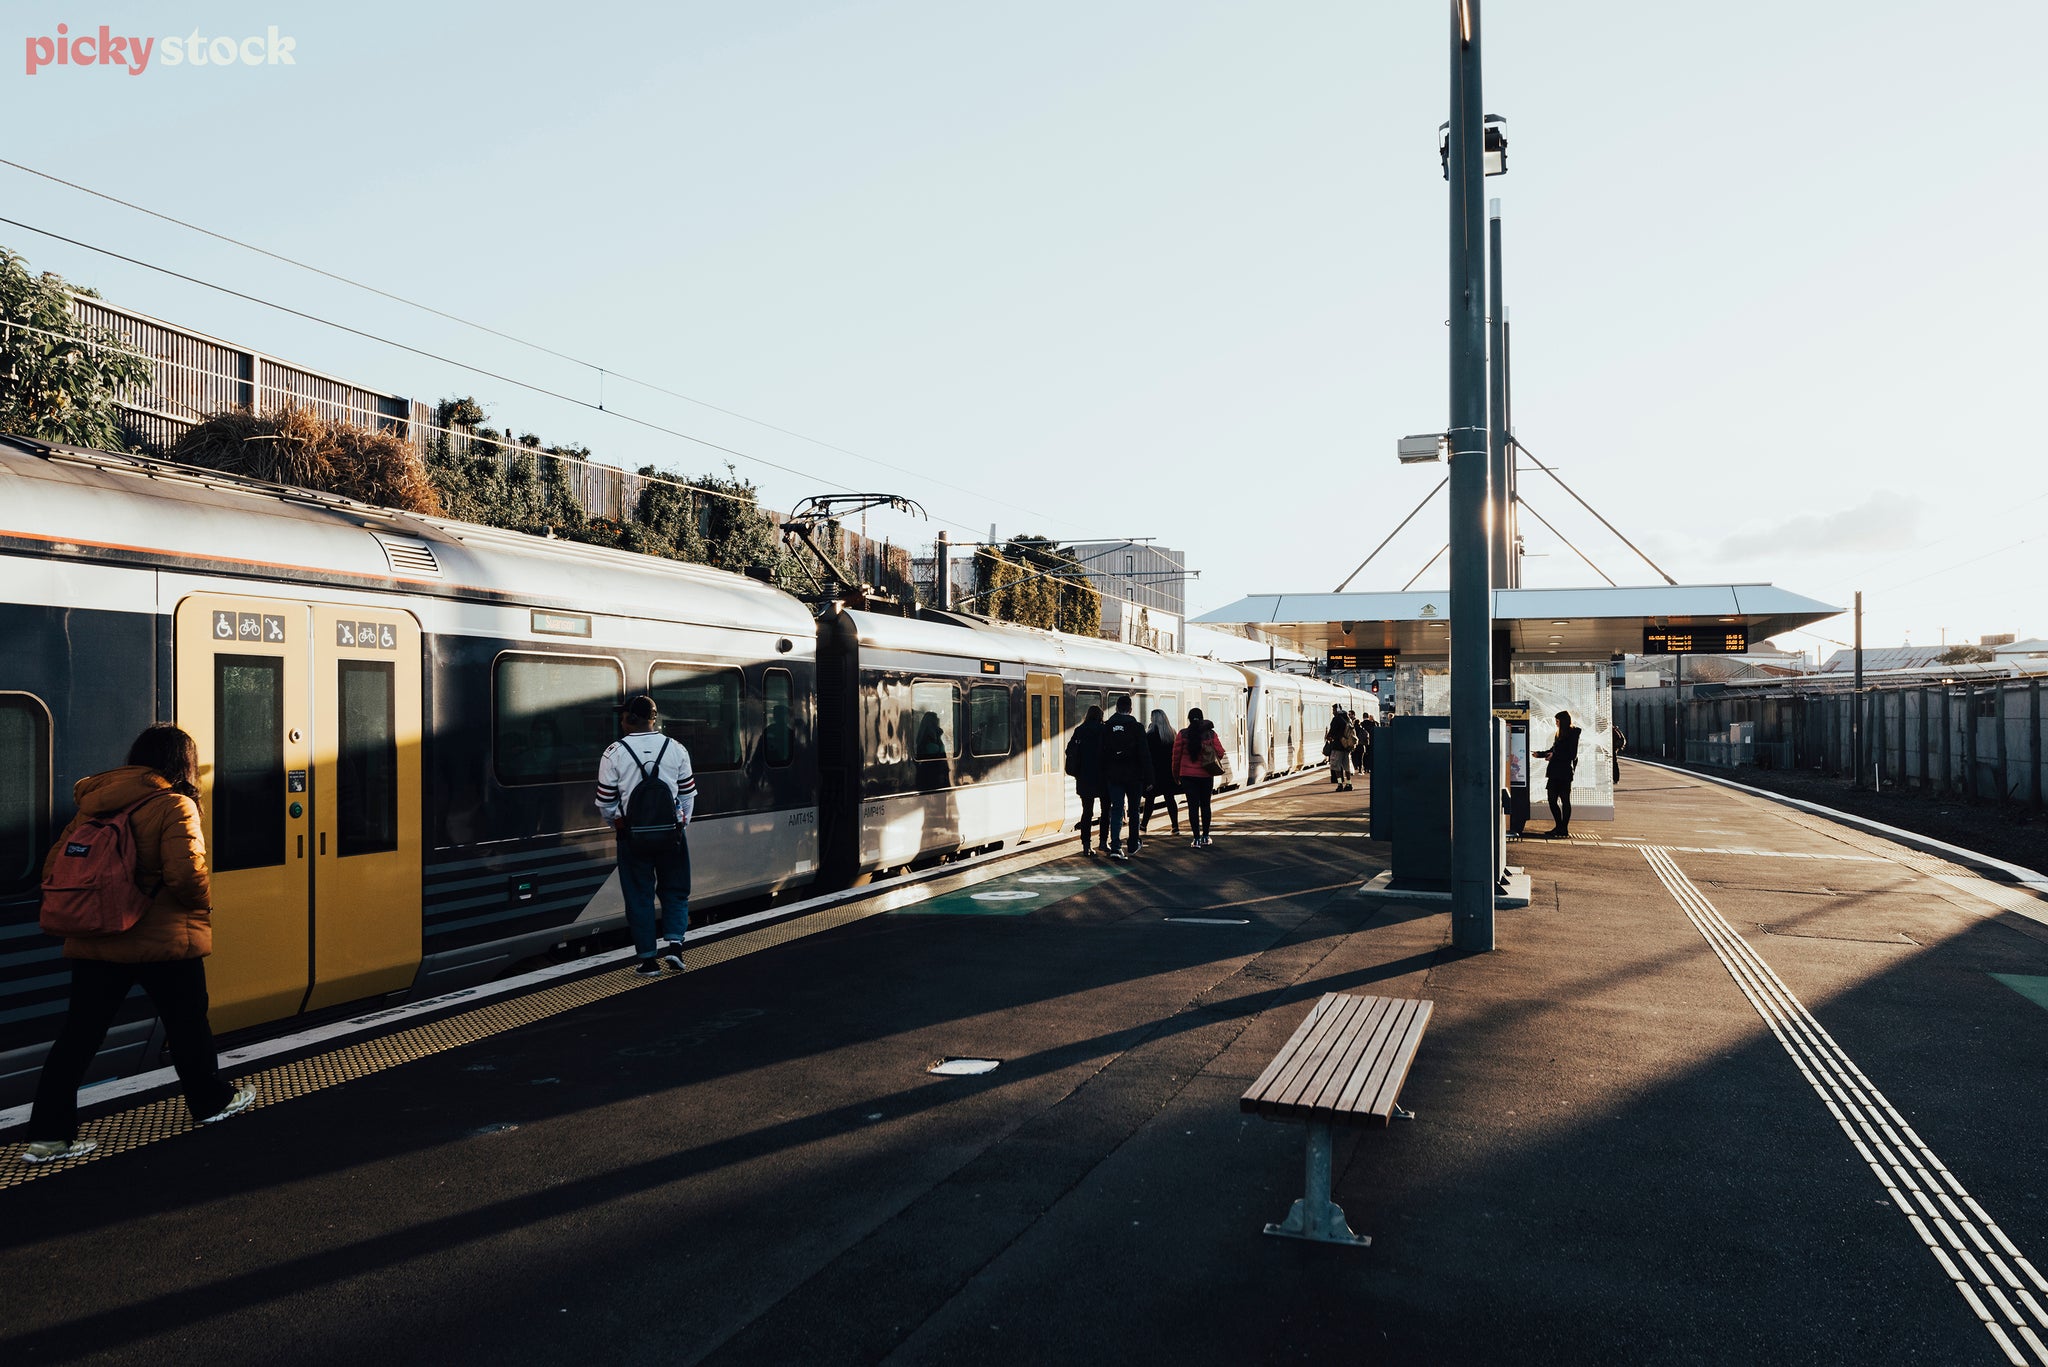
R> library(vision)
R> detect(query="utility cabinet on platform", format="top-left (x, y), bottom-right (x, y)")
top-left (1370, 714), bottom-right (1511, 893)
top-left (1370, 716), bottom-right (1453, 890)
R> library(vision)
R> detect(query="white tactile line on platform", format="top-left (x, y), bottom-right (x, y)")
top-left (1557, 842), bottom-right (1885, 861)
top-left (1642, 846), bottom-right (2048, 1367)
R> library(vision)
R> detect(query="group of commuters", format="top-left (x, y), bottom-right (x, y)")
top-left (1062, 694), bottom-right (1230, 858)
top-left (1321, 706), bottom-right (1376, 792)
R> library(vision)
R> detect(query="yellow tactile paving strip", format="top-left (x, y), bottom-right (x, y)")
top-left (3, 776), bottom-right (1323, 1188)
top-left (2, 898), bottom-right (889, 1190)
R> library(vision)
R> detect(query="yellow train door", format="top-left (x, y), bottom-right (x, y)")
top-left (305, 605), bottom-right (423, 1009)
top-left (175, 596), bottom-right (422, 1032)
top-left (1024, 672), bottom-right (1065, 838)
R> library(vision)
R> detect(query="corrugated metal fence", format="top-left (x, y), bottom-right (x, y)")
top-left (1619, 681), bottom-right (2048, 809)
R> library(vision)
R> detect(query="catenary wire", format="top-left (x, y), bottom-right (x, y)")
top-left (0, 317), bottom-right (757, 505)
top-left (0, 215), bottom-right (1101, 544)
top-left (0, 158), bottom-right (1064, 526)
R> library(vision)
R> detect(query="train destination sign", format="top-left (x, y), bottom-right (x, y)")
top-left (1327, 648), bottom-right (1399, 670)
top-left (1642, 626), bottom-right (1748, 655)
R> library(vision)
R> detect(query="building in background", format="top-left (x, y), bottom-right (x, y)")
top-left (1064, 541), bottom-right (1186, 652)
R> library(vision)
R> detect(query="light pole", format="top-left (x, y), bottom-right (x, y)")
top-left (1446, 0), bottom-right (1495, 951)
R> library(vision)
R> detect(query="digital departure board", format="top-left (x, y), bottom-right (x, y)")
top-left (1641, 626), bottom-right (1748, 655)
top-left (1327, 648), bottom-right (1400, 670)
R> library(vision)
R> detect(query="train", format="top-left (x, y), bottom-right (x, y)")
top-left (0, 433), bottom-right (1373, 1099)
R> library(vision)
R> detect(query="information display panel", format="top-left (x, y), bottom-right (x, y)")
top-left (1328, 648), bottom-right (1400, 670)
top-left (1642, 626), bottom-right (1748, 655)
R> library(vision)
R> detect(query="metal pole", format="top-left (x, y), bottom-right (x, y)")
top-left (1488, 200), bottom-right (1509, 588)
top-left (1447, 0), bottom-right (1495, 951)
top-left (935, 529), bottom-right (952, 610)
top-left (1502, 312), bottom-right (1518, 586)
top-left (1852, 591), bottom-right (1864, 788)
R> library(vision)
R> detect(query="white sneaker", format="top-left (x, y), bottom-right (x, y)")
top-left (202, 1086), bottom-right (257, 1125)
top-left (21, 1138), bottom-right (97, 1164)
top-left (658, 943), bottom-right (687, 972)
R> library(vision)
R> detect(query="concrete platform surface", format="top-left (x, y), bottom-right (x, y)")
top-left (5, 764), bottom-right (2048, 1366)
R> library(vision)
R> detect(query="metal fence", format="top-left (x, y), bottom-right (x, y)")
top-left (69, 295), bottom-right (421, 453)
top-left (1620, 681), bottom-right (2048, 809)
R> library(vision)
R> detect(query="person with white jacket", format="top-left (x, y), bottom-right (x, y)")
top-left (595, 694), bottom-right (697, 976)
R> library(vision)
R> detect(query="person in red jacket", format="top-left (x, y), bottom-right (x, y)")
top-left (21, 725), bottom-right (254, 1164)
top-left (1170, 708), bottom-right (1228, 848)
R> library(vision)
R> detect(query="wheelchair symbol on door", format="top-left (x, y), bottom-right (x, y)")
top-left (213, 611), bottom-right (234, 640)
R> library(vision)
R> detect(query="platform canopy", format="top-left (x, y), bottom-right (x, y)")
top-left (1191, 584), bottom-right (1843, 662)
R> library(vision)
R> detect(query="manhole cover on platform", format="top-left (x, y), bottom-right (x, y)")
top-left (1163, 916), bottom-right (1250, 925)
top-left (970, 889), bottom-right (1039, 902)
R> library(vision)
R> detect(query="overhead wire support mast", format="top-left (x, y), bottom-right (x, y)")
top-left (1510, 436), bottom-right (1677, 586)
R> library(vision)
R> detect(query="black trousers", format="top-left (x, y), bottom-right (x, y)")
top-left (1547, 785), bottom-right (1574, 831)
top-left (1183, 776), bottom-right (1216, 837)
top-left (29, 958), bottom-right (235, 1141)
top-left (1140, 787), bottom-right (1180, 832)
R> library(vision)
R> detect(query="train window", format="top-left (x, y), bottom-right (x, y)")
top-left (763, 669), bottom-right (793, 767)
top-left (337, 661), bottom-right (398, 857)
top-left (214, 656), bottom-right (285, 872)
top-left (1072, 689), bottom-right (1102, 723)
top-left (0, 695), bottom-right (51, 893)
top-left (967, 685), bottom-right (1011, 757)
top-left (910, 682), bottom-right (961, 760)
top-left (1149, 692), bottom-right (1180, 727)
top-left (1028, 694), bottom-right (1044, 775)
top-left (650, 663), bottom-right (744, 772)
top-left (494, 653), bottom-right (623, 786)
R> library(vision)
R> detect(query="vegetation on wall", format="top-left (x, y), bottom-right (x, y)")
top-left (0, 247), bottom-right (151, 451)
top-left (173, 405), bottom-right (442, 513)
top-left (971, 535), bottom-right (1102, 635)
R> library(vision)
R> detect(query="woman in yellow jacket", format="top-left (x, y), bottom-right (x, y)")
top-left (21, 724), bottom-right (254, 1164)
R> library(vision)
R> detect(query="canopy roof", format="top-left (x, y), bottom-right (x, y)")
top-left (1192, 584), bottom-right (1843, 661)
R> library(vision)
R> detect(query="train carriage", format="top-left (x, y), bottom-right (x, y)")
top-left (0, 436), bottom-right (820, 1097)
top-left (816, 607), bottom-right (1250, 880)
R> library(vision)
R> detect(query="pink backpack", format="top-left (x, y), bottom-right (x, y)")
top-left (39, 797), bottom-right (159, 938)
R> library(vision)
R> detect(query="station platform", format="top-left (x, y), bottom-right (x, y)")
top-left (5, 765), bottom-right (2048, 1366)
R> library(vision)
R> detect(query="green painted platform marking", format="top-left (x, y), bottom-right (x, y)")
top-left (896, 857), bottom-right (1133, 916)
top-left (1990, 974), bottom-right (2048, 1014)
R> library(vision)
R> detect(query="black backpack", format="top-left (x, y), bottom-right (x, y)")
top-left (621, 738), bottom-right (680, 855)
top-left (1106, 717), bottom-right (1141, 765)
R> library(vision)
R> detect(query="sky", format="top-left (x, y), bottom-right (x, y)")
top-left (4, 1), bottom-right (2044, 658)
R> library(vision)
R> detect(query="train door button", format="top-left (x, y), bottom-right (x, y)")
top-left (288, 802), bottom-right (304, 819)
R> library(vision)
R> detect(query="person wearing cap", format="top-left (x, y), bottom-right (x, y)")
top-left (596, 694), bottom-right (697, 976)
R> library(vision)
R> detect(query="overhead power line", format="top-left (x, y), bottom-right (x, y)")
top-left (0, 214), bottom-right (1072, 542)
top-left (0, 157), bottom-right (1062, 526)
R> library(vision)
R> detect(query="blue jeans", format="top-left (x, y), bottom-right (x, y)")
top-left (1104, 781), bottom-right (1142, 851)
top-left (617, 835), bottom-right (691, 958)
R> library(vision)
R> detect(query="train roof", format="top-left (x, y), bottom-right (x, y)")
top-left (0, 434), bottom-right (816, 636)
top-left (839, 607), bottom-right (1250, 687)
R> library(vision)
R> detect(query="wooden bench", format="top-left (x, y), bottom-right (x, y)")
top-left (1240, 991), bottom-right (1432, 1247)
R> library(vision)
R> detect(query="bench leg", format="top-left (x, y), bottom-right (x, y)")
top-left (1263, 1121), bottom-right (1369, 1247)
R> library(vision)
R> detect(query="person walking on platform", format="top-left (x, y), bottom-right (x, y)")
top-left (21, 724), bottom-right (254, 1165)
top-left (1065, 704), bottom-right (1108, 854)
top-left (1173, 708), bottom-right (1228, 848)
top-left (1139, 708), bottom-right (1182, 840)
top-left (1324, 708), bottom-right (1358, 792)
top-left (596, 694), bottom-right (697, 976)
top-left (1357, 707), bottom-right (1377, 773)
top-left (1534, 709), bottom-right (1582, 839)
top-left (1101, 694), bottom-right (1152, 859)
top-left (1613, 724), bottom-right (1627, 784)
